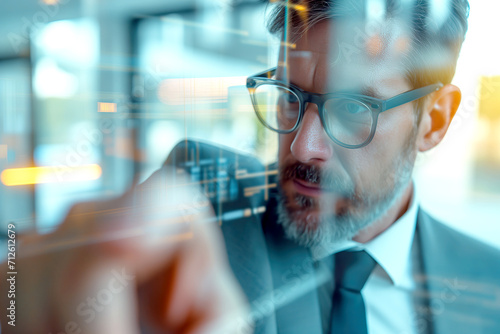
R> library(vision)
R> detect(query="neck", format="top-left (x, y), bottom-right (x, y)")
top-left (352, 181), bottom-right (414, 243)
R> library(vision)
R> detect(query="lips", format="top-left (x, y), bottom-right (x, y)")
top-left (292, 179), bottom-right (324, 198)
top-left (291, 178), bottom-right (350, 216)
top-left (281, 162), bottom-right (353, 204)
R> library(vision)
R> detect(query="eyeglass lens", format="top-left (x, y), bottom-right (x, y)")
top-left (252, 84), bottom-right (374, 146)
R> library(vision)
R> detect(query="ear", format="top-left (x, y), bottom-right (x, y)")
top-left (416, 84), bottom-right (461, 152)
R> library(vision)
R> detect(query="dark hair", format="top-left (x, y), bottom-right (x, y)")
top-left (266, 0), bottom-right (470, 118)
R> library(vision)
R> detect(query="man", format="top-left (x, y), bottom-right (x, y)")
top-left (160, 0), bottom-right (499, 333)
top-left (237, 1), bottom-right (498, 334)
top-left (3, 1), bottom-right (499, 334)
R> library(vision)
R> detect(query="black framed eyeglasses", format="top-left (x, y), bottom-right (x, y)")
top-left (246, 67), bottom-right (443, 149)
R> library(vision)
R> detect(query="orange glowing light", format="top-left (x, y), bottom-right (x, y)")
top-left (270, 0), bottom-right (307, 12)
top-left (280, 41), bottom-right (297, 49)
top-left (269, 0), bottom-right (308, 29)
top-left (42, 0), bottom-right (59, 4)
top-left (98, 102), bottom-right (117, 113)
top-left (1, 164), bottom-right (102, 186)
top-left (294, 4), bottom-right (306, 12)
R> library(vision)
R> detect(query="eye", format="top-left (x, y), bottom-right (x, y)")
top-left (342, 102), bottom-right (366, 114)
top-left (325, 99), bottom-right (372, 125)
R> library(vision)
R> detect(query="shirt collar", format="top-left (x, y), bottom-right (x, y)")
top-left (311, 182), bottom-right (418, 287)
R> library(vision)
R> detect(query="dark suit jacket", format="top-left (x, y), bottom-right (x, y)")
top-left (159, 140), bottom-right (500, 334)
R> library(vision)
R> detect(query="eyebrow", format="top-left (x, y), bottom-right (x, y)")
top-left (286, 77), bottom-right (385, 100)
top-left (360, 87), bottom-right (383, 99)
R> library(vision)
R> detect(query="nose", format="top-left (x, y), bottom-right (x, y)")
top-left (290, 103), bottom-right (334, 164)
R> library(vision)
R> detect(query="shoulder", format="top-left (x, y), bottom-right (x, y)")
top-left (417, 208), bottom-right (500, 282)
top-left (416, 210), bottom-right (500, 332)
top-left (418, 208), bottom-right (500, 258)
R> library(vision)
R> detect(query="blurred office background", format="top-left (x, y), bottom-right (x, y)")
top-left (0, 0), bottom-right (498, 247)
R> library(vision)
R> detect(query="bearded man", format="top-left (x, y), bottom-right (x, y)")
top-left (4, 1), bottom-right (499, 334)
top-left (161, 1), bottom-right (499, 333)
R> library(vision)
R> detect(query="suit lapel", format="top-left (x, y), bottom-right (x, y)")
top-left (416, 209), bottom-right (500, 334)
top-left (221, 206), bottom-right (278, 334)
top-left (410, 220), bottom-right (435, 334)
top-left (219, 162), bottom-right (278, 334)
top-left (263, 196), bottom-right (324, 334)
top-left (417, 208), bottom-right (463, 334)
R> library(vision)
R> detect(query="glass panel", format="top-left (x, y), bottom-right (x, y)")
top-left (31, 18), bottom-right (100, 232)
top-left (0, 58), bottom-right (34, 233)
top-left (134, 3), bottom-right (279, 182)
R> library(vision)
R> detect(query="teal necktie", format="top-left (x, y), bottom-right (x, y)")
top-left (331, 250), bottom-right (376, 334)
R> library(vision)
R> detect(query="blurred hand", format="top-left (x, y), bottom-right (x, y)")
top-left (1, 168), bottom-right (251, 334)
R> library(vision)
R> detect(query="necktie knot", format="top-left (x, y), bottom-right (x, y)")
top-left (334, 250), bottom-right (376, 292)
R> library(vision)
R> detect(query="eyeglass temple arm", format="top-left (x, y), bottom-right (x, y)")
top-left (384, 83), bottom-right (443, 111)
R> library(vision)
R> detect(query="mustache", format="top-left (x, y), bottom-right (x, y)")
top-left (279, 162), bottom-right (355, 196)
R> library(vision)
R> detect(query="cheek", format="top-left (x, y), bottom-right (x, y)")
top-left (375, 106), bottom-right (416, 150)
top-left (278, 133), bottom-right (295, 164)
top-left (353, 107), bottom-right (416, 187)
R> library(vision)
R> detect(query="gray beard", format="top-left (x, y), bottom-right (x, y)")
top-left (276, 134), bottom-right (417, 249)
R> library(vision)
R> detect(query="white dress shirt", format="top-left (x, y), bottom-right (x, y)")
top-left (314, 183), bottom-right (419, 334)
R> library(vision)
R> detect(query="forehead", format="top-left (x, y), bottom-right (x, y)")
top-left (279, 20), bottom-right (412, 95)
